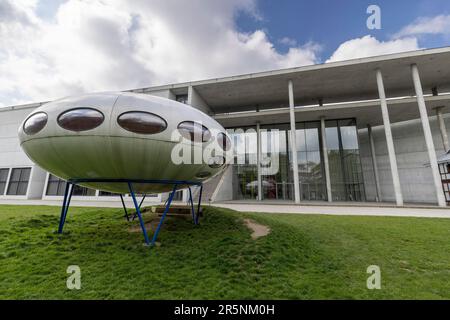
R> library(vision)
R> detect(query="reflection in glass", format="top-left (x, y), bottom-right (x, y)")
top-left (118, 111), bottom-right (167, 134)
top-left (229, 118), bottom-right (364, 202)
top-left (326, 119), bottom-right (365, 201)
top-left (58, 108), bottom-right (104, 132)
top-left (23, 112), bottom-right (48, 135)
top-left (178, 121), bottom-right (211, 142)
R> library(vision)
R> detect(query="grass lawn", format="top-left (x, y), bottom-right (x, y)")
top-left (0, 204), bottom-right (449, 299)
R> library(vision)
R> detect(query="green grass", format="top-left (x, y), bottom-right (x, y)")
top-left (0, 204), bottom-right (449, 299)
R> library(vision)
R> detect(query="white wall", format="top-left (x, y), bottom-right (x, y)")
top-left (359, 114), bottom-right (449, 204)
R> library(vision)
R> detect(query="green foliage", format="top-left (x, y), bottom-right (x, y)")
top-left (0, 205), bottom-right (449, 299)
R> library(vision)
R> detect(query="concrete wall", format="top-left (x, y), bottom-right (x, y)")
top-left (188, 86), bottom-right (212, 115)
top-left (146, 89), bottom-right (176, 100)
top-left (0, 107), bottom-right (36, 169)
top-left (359, 114), bottom-right (449, 204)
top-left (211, 166), bottom-right (233, 202)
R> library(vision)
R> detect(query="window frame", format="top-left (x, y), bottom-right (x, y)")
top-left (0, 168), bottom-right (10, 196)
top-left (57, 107), bottom-right (105, 132)
top-left (6, 167), bottom-right (32, 196)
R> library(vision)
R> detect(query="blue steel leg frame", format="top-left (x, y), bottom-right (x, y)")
top-left (58, 182), bottom-right (74, 234)
top-left (151, 184), bottom-right (178, 246)
top-left (128, 182), bottom-right (151, 246)
top-left (119, 194), bottom-right (130, 221)
top-left (195, 184), bottom-right (203, 225)
top-left (132, 194), bottom-right (147, 221)
top-left (57, 178), bottom-right (203, 246)
top-left (188, 187), bottom-right (198, 225)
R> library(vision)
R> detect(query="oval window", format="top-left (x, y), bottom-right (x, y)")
top-left (58, 108), bottom-right (104, 132)
top-left (117, 111), bottom-right (167, 134)
top-left (208, 156), bottom-right (226, 169)
top-left (177, 121), bottom-right (211, 142)
top-left (217, 133), bottom-right (231, 151)
top-left (195, 171), bottom-right (211, 179)
top-left (23, 112), bottom-right (48, 135)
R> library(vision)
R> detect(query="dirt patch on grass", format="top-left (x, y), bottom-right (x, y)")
top-left (129, 219), bottom-right (158, 233)
top-left (243, 219), bottom-right (270, 240)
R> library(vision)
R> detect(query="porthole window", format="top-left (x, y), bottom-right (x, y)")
top-left (23, 112), bottom-right (48, 135)
top-left (217, 133), bottom-right (231, 151)
top-left (57, 108), bottom-right (104, 132)
top-left (117, 111), bottom-right (167, 134)
top-left (195, 171), bottom-right (211, 179)
top-left (177, 121), bottom-right (211, 142)
top-left (208, 156), bottom-right (226, 169)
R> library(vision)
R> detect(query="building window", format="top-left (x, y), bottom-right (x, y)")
top-left (99, 191), bottom-right (120, 197)
top-left (46, 174), bottom-right (96, 196)
top-left (72, 185), bottom-right (96, 196)
top-left (7, 168), bottom-right (31, 196)
top-left (176, 94), bottom-right (188, 104)
top-left (46, 174), bottom-right (67, 196)
top-left (0, 169), bottom-right (10, 195)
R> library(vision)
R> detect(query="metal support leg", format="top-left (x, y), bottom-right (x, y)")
top-left (196, 184), bottom-right (203, 225)
top-left (58, 182), bottom-right (73, 234)
top-left (132, 194), bottom-right (147, 221)
top-left (128, 182), bottom-right (150, 246)
top-left (139, 194), bottom-right (147, 209)
top-left (151, 184), bottom-right (178, 246)
top-left (119, 194), bottom-right (129, 221)
top-left (188, 187), bottom-right (197, 225)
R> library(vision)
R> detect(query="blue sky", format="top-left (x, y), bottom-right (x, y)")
top-left (236, 0), bottom-right (450, 60)
top-left (1, 0), bottom-right (450, 106)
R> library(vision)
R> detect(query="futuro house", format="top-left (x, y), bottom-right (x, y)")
top-left (18, 92), bottom-right (233, 194)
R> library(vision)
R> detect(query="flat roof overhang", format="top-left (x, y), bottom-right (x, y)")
top-left (214, 94), bottom-right (450, 129)
top-left (146, 47), bottom-right (450, 114)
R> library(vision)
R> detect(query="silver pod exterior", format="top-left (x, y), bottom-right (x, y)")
top-left (18, 92), bottom-right (232, 194)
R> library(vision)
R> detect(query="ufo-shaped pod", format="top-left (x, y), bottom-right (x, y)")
top-left (18, 92), bottom-right (232, 194)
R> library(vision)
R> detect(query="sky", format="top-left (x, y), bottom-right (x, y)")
top-left (1, 0), bottom-right (450, 107)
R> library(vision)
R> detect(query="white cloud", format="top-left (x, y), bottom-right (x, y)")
top-left (394, 14), bottom-right (450, 38)
top-left (279, 37), bottom-right (297, 47)
top-left (326, 35), bottom-right (420, 63)
top-left (0, 0), bottom-right (321, 107)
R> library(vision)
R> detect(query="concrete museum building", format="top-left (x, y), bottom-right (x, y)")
top-left (1, 47), bottom-right (450, 207)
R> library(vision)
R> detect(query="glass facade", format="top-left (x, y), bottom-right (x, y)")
top-left (325, 119), bottom-right (365, 201)
top-left (228, 118), bottom-right (365, 202)
top-left (228, 128), bottom-right (258, 200)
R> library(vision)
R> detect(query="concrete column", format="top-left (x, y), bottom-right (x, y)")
top-left (256, 122), bottom-right (262, 201)
top-left (320, 117), bottom-right (332, 202)
top-left (411, 64), bottom-right (446, 207)
top-left (367, 125), bottom-right (382, 202)
top-left (376, 69), bottom-right (403, 206)
top-left (435, 107), bottom-right (449, 152)
top-left (288, 80), bottom-right (301, 203)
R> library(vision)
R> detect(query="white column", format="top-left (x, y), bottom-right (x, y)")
top-left (320, 117), bottom-right (332, 202)
top-left (376, 69), bottom-right (403, 206)
top-left (288, 80), bottom-right (301, 203)
top-left (435, 107), bottom-right (449, 152)
top-left (411, 64), bottom-right (446, 207)
top-left (367, 125), bottom-right (382, 202)
top-left (256, 122), bottom-right (262, 201)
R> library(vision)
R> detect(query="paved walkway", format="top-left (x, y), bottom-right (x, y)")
top-left (1, 199), bottom-right (449, 218)
top-left (214, 203), bottom-right (450, 218)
